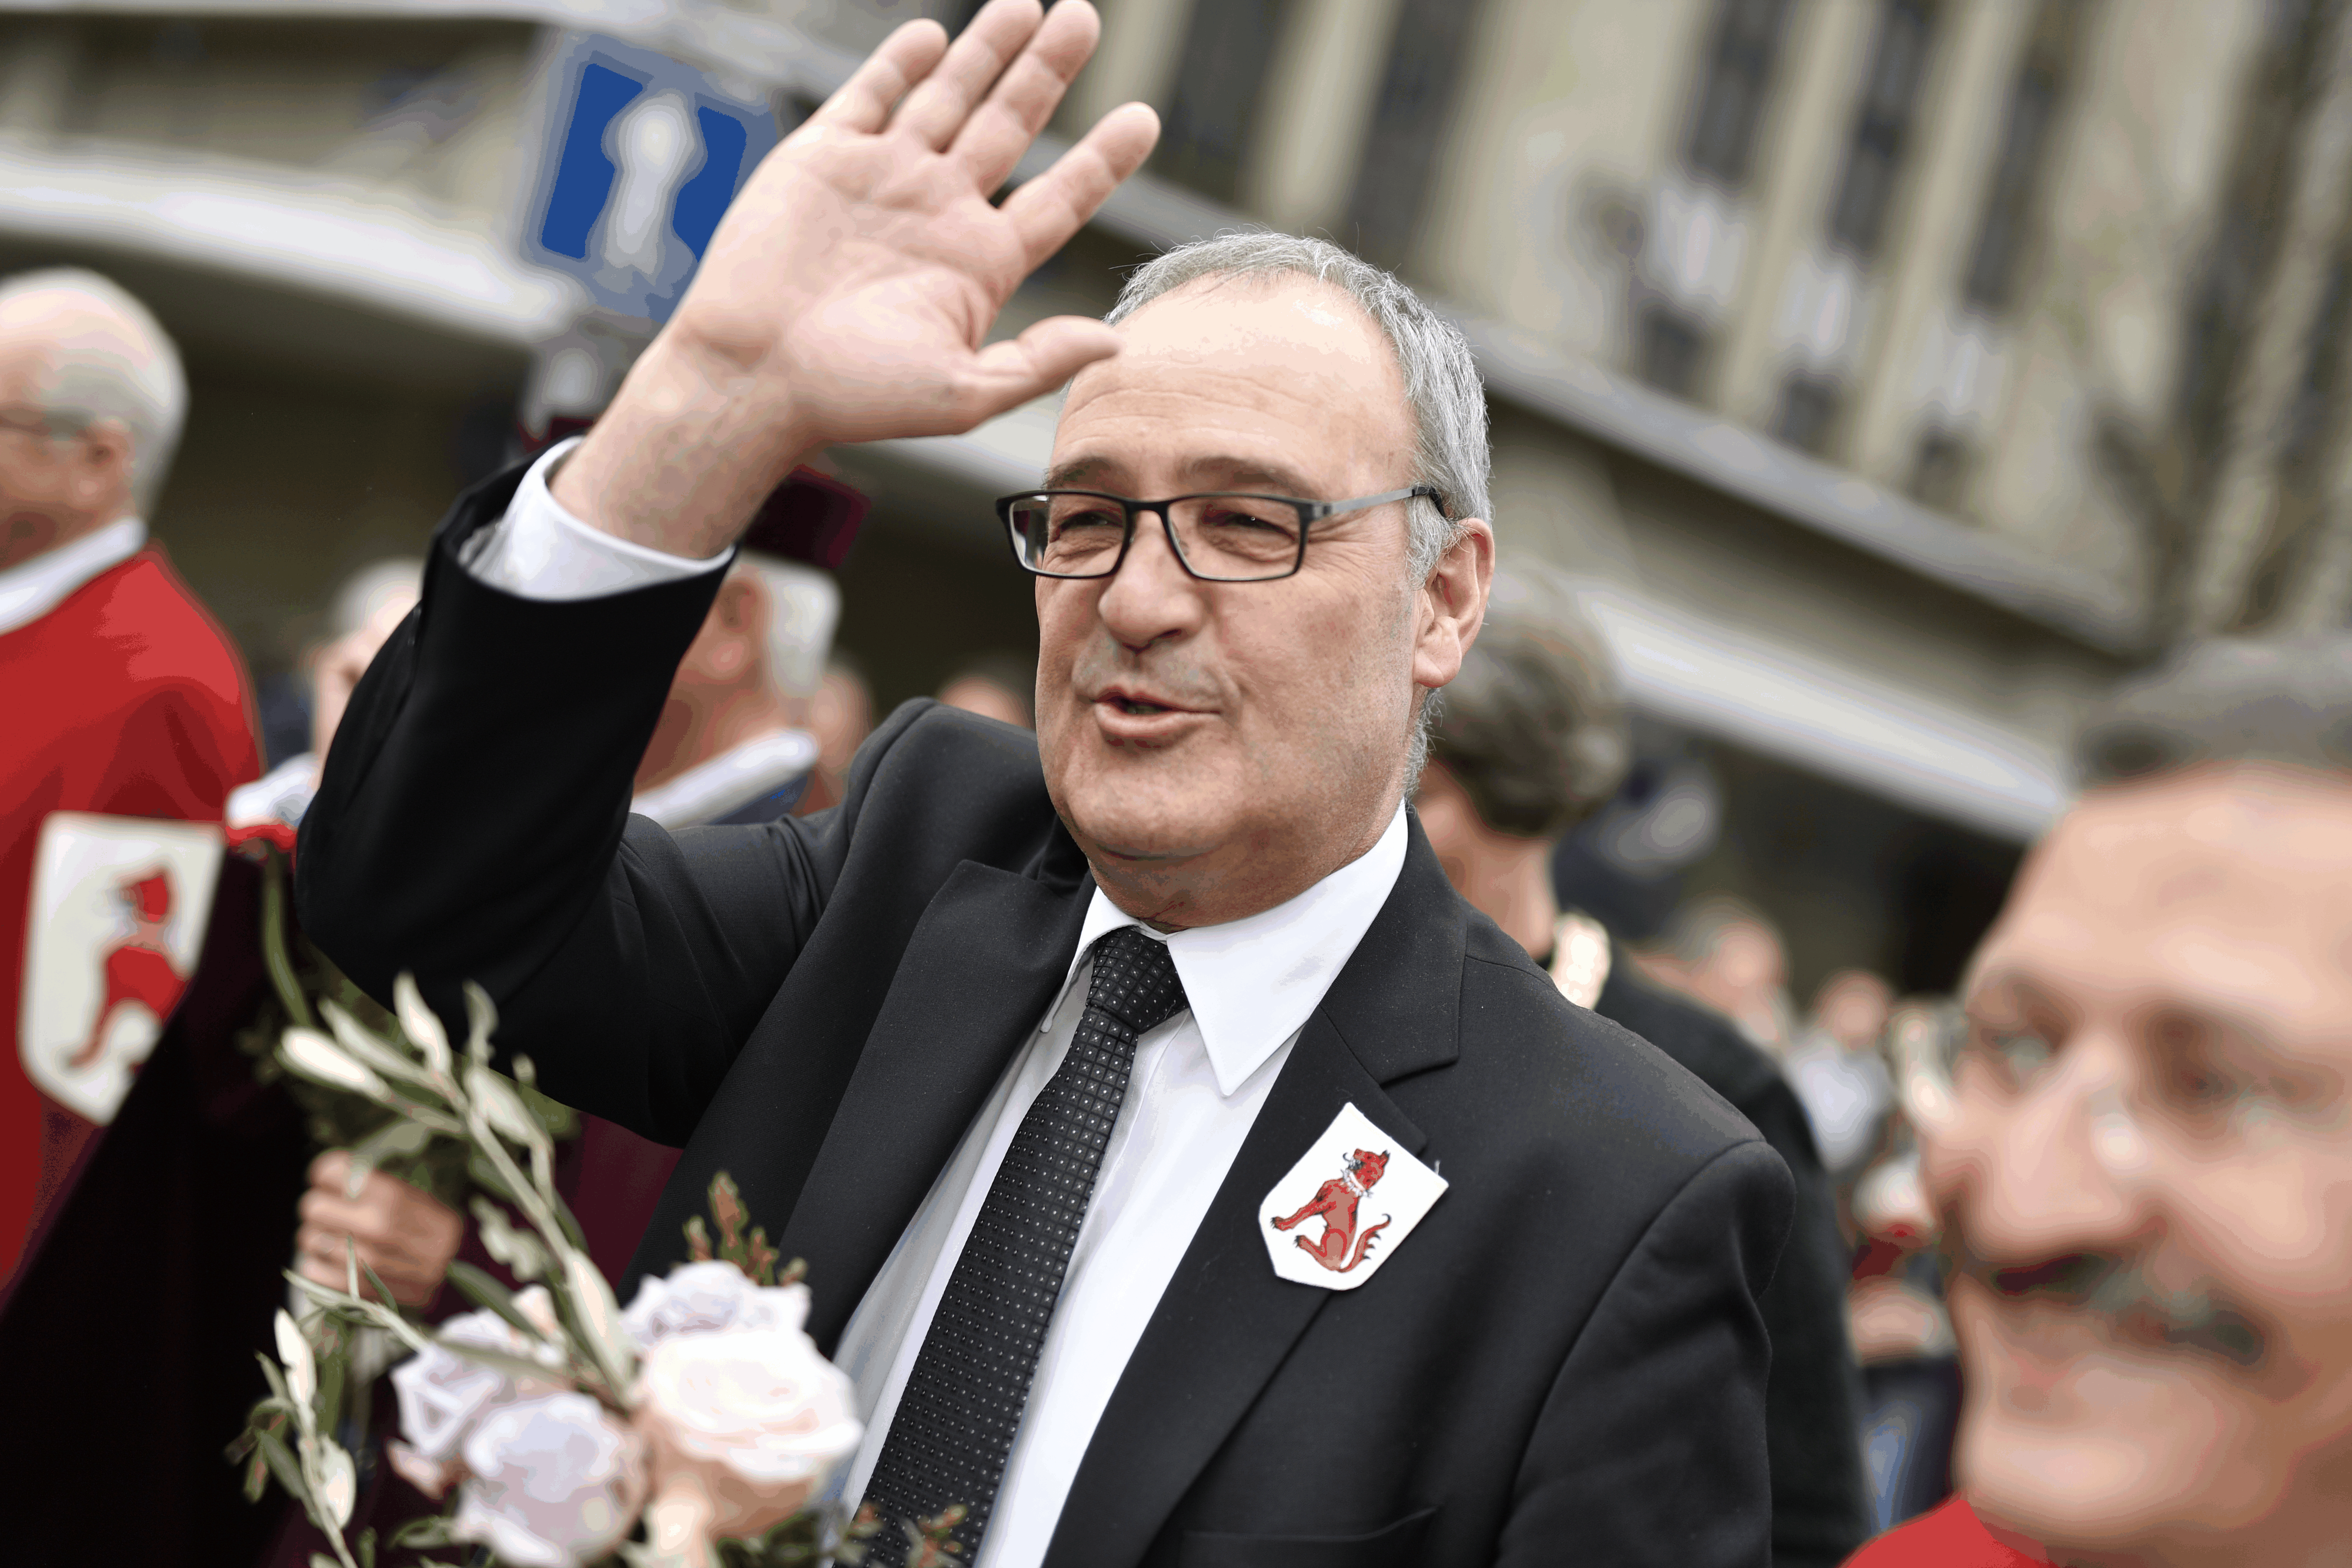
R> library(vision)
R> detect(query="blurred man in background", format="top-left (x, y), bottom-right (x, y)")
top-left (1413, 564), bottom-right (1871, 1568)
top-left (937, 651), bottom-right (1036, 728)
top-left (1786, 968), bottom-right (1896, 1178)
top-left (1852, 635), bottom-right (2352, 1566)
top-left (1638, 892), bottom-right (1799, 1056)
top-left (0, 267), bottom-right (256, 1282)
top-left (289, 506), bottom-right (847, 1307)
top-left (629, 537), bottom-right (837, 828)
top-left (795, 651), bottom-right (874, 815)
top-left (228, 558), bottom-right (423, 834)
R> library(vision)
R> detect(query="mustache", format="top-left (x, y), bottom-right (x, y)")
top-left (1067, 637), bottom-right (1224, 709)
top-left (1952, 1248), bottom-right (2269, 1369)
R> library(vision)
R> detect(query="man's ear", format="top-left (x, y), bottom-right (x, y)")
top-left (1412, 517), bottom-right (1494, 694)
top-left (68, 419), bottom-right (134, 516)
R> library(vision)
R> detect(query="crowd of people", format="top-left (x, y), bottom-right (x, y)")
top-left (5, 4), bottom-right (2352, 1564)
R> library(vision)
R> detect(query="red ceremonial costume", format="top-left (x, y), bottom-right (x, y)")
top-left (0, 522), bottom-right (257, 1280)
top-left (1846, 1497), bottom-right (2043, 1566)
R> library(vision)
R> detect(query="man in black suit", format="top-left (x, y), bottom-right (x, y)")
top-left (298, 4), bottom-right (1792, 1563)
top-left (1411, 566), bottom-right (1872, 1567)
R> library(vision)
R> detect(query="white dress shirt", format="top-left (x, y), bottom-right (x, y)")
top-left (460, 450), bottom-right (1413, 1565)
top-left (0, 515), bottom-right (145, 637)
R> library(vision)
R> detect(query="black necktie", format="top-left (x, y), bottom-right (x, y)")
top-left (861, 925), bottom-right (1188, 1564)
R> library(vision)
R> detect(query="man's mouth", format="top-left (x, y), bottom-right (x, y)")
top-left (1095, 686), bottom-right (1197, 718)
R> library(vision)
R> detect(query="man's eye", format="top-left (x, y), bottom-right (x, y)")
top-left (1053, 510), bottom-right (1122, 533)
top-left (1963, 1025), bottom-right (2054, 1088)
top-left (1201, 507), bottom-right (1301, 540)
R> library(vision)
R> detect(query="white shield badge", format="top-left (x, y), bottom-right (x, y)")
top-left (20, 813), bottom-right (223, 1124)
top-left (1258, 1102), bottom-right (1448, 1290)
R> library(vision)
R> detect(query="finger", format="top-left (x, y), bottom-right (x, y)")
top-left (296, 1253), bottom-right (346, 1290)
top-left (950, 0), bottom-right (1100, 192)
top-left (891, 0), bottom-right (1043, 152)
top-left (296, 1225), bottom-right (359, 1266)
top-left (808, 18), bottom-right (951, 135)
top-left (954, 316), bottom-right (1125, 426)
top-left (308, 1148), bottom-right (351, 1188)
top-left (1001, 101), bottom-right (1160, 270)
top-left (299, 1191), bottom-right (376, 1236)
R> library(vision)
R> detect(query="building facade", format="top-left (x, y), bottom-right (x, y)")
top-left (1, 0), bottom-right (2313, 991)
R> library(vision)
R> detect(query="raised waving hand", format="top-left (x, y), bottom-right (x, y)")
top-left (555, 0), bottom-right (1160, 559)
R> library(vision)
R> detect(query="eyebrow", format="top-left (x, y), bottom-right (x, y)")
top-left (1039, 454), bottom-right (1329, 497)
top-left (1963, 964), bottom-right (2321, 1064)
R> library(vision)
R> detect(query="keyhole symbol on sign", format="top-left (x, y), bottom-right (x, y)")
top-left (599, 90), bottom-right (695, 280)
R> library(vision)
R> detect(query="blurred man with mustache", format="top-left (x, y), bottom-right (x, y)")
top-left (1850, 634), bottom-right (2352, 1567)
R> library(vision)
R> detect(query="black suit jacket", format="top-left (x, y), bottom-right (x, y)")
top-left (1594, 955), bottom-right (1873, 1568)
top-left (298, 463), bottom-right (1795, 1567)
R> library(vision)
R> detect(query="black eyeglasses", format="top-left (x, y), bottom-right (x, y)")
top-left (997, 485), bottom-right (1446, 583)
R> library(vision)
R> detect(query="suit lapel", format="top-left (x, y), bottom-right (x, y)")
top-left (1041, 820), bottom-right (1466, 1568)
top-left (781, 858), bottom-right (1091, 1352)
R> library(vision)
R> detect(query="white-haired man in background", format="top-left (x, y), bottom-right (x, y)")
top-left (0, 267), bottom-right (258, 1283)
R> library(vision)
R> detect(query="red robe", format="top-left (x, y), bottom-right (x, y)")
top-left (1, 544), bottom-right (258, 1281)
top-left (1846, 1497), bottom-right (2043, 1566)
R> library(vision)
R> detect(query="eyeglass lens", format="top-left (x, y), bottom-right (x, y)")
top-left (1007, 493), bottom-right (1304, 580)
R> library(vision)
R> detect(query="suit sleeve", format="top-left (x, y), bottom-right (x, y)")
top-left (294, 461), bottom-right (911, 1144)
top-left (1498, 1138), bottom-right (1793, 1568)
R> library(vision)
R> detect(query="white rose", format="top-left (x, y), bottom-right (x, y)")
top-left (453, 1392), bottom-right (647, 1568)
top-left (633, 1327), bottom-right (863, 1541)
top-left (620, 1261), bottom-right (811, 1350)
top-left (388, 1305), bottom-right (563, 1462)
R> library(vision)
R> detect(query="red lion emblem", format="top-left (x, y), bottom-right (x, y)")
top-left (67, 868), bottom-right (188, 1071)
top-left (1270, 1147), bottom-right (1392, 1274)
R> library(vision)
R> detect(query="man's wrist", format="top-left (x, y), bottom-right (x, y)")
top-left (550, 337), bottom-right (817, 560)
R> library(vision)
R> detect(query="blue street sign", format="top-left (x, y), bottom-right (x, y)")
top-left (525, 35), bottom-right (781, 322)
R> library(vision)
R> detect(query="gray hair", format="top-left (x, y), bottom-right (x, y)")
top-left (0, 268), bottom-right (187, 513)
top-left (329, 557), bottom-right (424, 640)
top-left (1104, 233), bottom-right (1492, 785)
top-left (1426, 564), bottom-right (1631, 838)
top-left (2075, 634), bottom-right (2352, 787)
top-left (1104, 232), bottom-right (1491, 584)
top-left (730, 550), bottom-right (841, 697)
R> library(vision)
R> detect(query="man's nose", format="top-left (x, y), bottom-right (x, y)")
top-left (1096, 511), bottom-right (1205, 650)
top-left (1937, 1030), bottom-right (2156, 1263)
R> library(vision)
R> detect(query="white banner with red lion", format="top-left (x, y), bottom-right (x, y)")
top-left (1259, 1101), bottom-right (1448, 1291)
top-left (19, 811), bottom-right (223, 1124)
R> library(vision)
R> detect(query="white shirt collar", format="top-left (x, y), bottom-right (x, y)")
top-left (1050, 803), bottom-right (1411, 1098)
top-left (0, 517), bottom-right (145, 637)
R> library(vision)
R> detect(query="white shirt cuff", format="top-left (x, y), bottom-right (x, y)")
top-left (457, 436), bottom-right (734, 601)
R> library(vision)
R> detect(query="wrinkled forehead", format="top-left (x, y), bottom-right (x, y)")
top-left (1054, 275), bottom-right (1416, 487)
top-left (0, 290), bottom-right (129, 399)
top-left (0, 316), bottom-right (56, 402)
top-left (1967, 767), bottom-right (2352, 1036)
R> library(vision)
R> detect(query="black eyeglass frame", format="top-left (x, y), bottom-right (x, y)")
top-left (994, 484), bottom-right (1449, 582)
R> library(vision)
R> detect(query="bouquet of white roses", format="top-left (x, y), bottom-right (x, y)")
top-left (236, 974), bottom-right (958, 1568)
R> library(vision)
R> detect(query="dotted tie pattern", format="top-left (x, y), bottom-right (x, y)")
top-left (861, 925), bottom-right (1188, 1566)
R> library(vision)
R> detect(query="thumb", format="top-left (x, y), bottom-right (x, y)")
top-left (957, 316), bottom-right (1121, 424)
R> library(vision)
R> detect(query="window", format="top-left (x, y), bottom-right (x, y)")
top-left (1774, 372), bottom-right (1842, 454)
top-left (1909, 427), bottom-right (1973, 511)
top-left (1770, 2), bottom-right (1938, 452)
top-left (1640, 306), bottom-right (1712, 399)
top-left (1828, 0), bottom-right (1938, 259)
top-left (1155, 0), bottom-right (1294, 203)
top-left (1684, 0), bottom-right (1796, 190)
top-left (1345, 0), bottom-right (1484, 269)
top-left (1962, 0), bottom-right (2086, 313)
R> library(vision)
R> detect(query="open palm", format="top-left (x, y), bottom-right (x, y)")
top-left (670, 0), bottom-right (1158, 450)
